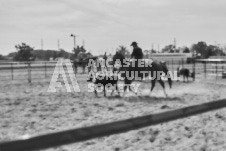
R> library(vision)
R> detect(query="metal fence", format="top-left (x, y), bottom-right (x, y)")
top-left (0, 59), bottom-right (226, 83)
top-left (0, 61), bottom-right (86, 82)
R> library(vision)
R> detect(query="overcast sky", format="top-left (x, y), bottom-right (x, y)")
top-left (0, 0), bottom-right (226, 55)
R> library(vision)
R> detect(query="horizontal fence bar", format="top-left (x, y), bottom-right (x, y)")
top-left (0, 98), bottom-right (226, 151)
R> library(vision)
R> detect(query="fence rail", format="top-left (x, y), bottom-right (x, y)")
top-left (0, 61), bottom-right (86, 82)
top-left (0, 59), bottom-right (225, 82)
top-left (0, 98), bottom-right (226, 151)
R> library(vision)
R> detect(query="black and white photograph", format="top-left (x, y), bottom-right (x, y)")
top-left (0, 0), bottom-right (226, 150)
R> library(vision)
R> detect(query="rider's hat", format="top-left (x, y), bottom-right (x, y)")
top-left (130, 41), bottom-right (138, 46)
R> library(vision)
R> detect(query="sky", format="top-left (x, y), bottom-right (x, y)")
top-left (0, 0), bottom-right (226, 55)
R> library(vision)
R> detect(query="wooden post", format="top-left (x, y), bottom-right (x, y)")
top-left (193, 59), bottom-right (196, 81)
top-left (11, 63), bottom-right (14, 80)
top-left (27, 63), bottom-right (29, 82)
top-left (216, 62), bottom-right (218, 79)
top-left (45, 62), bottom-right (47, 78)
top-left (204, 62), bottom-right (206, 79)
top-left (182, 58), bottom-right (184, 68)
top-left (28, 63), bottom-right (31, 83)
top-left (222, 64), bottom-right (224, 74)
top-left (223, 64), bottom-right (225, 79)
top-left (74, 61), bottom-right (77, 74)
top-left (172, 59), bottom-right (174, 72)
top-left (83, 62), bottom-right (85, 74)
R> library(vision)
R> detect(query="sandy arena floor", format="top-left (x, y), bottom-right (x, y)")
top-left (0, 74), bottom-right (226, 151)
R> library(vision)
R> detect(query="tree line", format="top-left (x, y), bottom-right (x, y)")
top-left (0, 41), bottom-right (225, 61)
top-left (4, 43), bottom-right (93, 61)
top-left (161, 41), bottom-right (225, 58)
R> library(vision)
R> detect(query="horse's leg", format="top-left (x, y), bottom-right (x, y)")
top-left (149, 79), bottom-right (156, 95)
top-left (111, 88), bottom-right (115, 96)
top-left (123, 83), bottom-right (129, 97)
top-left (94, 88), bottom-right (98, 97)
top-left (123, 79), bottom-right (132, 97)
top-left (129, 85), bottom-right (138, 95)
top-left (114, 83), bottom-right (120, 96)
top-left (111, 83), bottom-right (116, 96)
top-left (158, 79), bottom-right (168, 97)
top-left (177, 72), bottom-right (180, 82)
top-left (187, 71), bottom-right (190, 82)
top-left (123, 85), bottom-right (127, 97)
top-left (104, 85), bottom-right (106, 97)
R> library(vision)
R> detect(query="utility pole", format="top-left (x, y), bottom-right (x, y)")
top-left (82, 40), bottom-right (85, 48)
top-left (174, 38), bottom-right (176, 48)
top-left (70, 34), bottom-right (79, 49)
top-left (150, 43), bottom-right (154, 57)
top-left (174, 38), bottom-right (177, 52)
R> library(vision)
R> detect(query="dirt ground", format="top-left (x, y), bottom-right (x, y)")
top-left (0, 74), bottom-right (226, 151)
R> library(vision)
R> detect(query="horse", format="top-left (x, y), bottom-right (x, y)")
top-left (87, 55), bottom-right (119, 97)
top-left (87, 56), bottom-right (112, 73)
top-left (73, 58), bottom-right (90, 74)
top-left (89, 68), bottom-right (119, 97)
top-left (86, 56), bottom-right (97, 73)
top-left (177, 67), bottom-right (194, 82)
top-left (112, 51), bottom-right (172, 97)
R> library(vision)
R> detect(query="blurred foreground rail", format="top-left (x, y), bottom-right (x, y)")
top-left (0, 98), bottom-right (226, 151)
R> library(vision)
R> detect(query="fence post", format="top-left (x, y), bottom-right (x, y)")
top-left (11, 63), bottom-right (14, 80)
top-left (45, 62), bottom-right (47, 78)
top-left (74, 61), bottom-right (77, 74)
top-left (204, 62), bottom-right (206, 79)
top-left (171, 59), bottom-right (174, 72)
top-left (83, 65), bottom-right (85, 74)
top-left (216, 62), bottom-right (218, 79)
top-left (27, 62), bottom-right (31, 83)
top-left (222, 64), bottom-right (224, 75)
top-left (193, 59), bottom-right (196, 81)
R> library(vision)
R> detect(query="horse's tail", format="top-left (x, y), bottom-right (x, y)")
top-left (160, 62), bottom-right (172, 88)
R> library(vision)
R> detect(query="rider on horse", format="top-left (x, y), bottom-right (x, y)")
top-left (130, 41), bottom-right (143, 60)
top-left (130, 41), bottom-right (144, 74)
